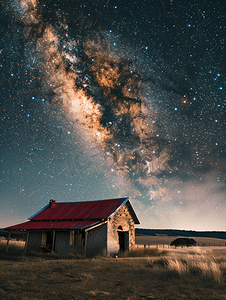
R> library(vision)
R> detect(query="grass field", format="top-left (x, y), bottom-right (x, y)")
top-left (1, 239), bottom-right (226, 299)
top-left (136, 235), bottom-right (226, 247)
top-left (1, 234), bottom-right (226, 253)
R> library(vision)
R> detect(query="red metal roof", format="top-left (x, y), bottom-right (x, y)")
top-left (5, 220), bottom-right (103, 230)
top-left (30, 198), bottom-right (128, 221)
top-left (4, 198), bottom-right (140, 231)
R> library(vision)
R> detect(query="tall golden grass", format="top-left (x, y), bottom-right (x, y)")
top-left (163, 255), bottom-right (224, 284)
top-left (0, 247), bottom-right (226, 299)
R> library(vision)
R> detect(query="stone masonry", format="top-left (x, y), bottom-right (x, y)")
top-left (108, 202), bottom-right (135, 252)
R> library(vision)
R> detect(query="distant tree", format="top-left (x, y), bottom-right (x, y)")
top-left (170, 238), bottom-right (197, 247)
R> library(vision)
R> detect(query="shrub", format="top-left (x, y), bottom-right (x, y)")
top-left (170, 238), bottom-right (197, 247)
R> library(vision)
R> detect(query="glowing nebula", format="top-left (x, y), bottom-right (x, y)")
top-left (8, 0), bottom-right (173, 201)
top-left (2, 0), bottom-right (226, 230)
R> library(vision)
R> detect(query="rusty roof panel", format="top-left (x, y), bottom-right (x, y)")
top-left (88, 199), bottom-right (127, 219)
top-left (4, 198), bottom-right (140, 231)
top-left (30, 198), bottom-right (127, 221)
top-left (5, 220), bottom-right (103, 230)
top-left (64, 201), bottom-right (99, 219)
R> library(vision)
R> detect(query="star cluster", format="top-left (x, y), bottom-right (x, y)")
top-left (1, 0), bottom-right (226, 230)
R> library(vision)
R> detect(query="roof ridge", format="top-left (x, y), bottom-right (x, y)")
top-left (51, 198), bottom-right (128, 204)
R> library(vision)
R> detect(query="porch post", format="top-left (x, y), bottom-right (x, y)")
top-left (24, 232), bottom-right (29, 253)
top-left (84, 231), bottom-right (88, 257)
top-left (5, 232), bottom-right (11, 253)
top-left (51, 230), bottom-right (55, 254)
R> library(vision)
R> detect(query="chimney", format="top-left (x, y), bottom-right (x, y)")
top-left (49, 199), bottom-right (56, 207)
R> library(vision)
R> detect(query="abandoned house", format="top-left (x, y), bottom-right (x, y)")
top-left (4, 198), bottom-right (140, 255)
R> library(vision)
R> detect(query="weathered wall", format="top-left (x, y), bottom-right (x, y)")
top-left (27, 231), bottom-right (42, 251)
top-left (107, 203), bottom-right (135, 254)
top-left (86, 223), bottom-right (107, 256)
top-left (55, 231), bottom-right (70, 254)
top-left (55, 231), bottom-right (85, 255)
top-left (107, 220), bottom-right (119, 254)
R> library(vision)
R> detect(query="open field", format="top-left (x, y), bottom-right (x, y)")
top-left (1, 234), bottom-right (226, 253)
top-left (136, 235), bottom-right (226, 247)
top-left (1, 243), bottom-right (226, 299)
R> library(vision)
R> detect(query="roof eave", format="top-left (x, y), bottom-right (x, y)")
top-left (85, 221), bottom-right (107, 232)
top-left (28, 204), bottom-right (49, 220)
top-left (126, 200), bottom-right (140, 224)
top-left (108, 197), bottom-right (129, 220)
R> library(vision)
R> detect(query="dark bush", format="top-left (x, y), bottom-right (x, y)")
top-left (170, 238), bottom-right (197, 247)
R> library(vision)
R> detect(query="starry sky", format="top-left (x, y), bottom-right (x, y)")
top-left (1, 0), bottom-right (226, 231)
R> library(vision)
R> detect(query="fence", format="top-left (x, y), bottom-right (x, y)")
top-left (136, 242), bottom-right (226, 249)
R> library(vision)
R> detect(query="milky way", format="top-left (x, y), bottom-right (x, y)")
top-left (1, 0), bottom-right (226, 230)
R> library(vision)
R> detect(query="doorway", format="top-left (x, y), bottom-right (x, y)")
top-left (46, 231), bottom-right (53, 249)
top-left (42, 231), bottom-right (55, 252)
top-left (42, 231), bottom-right (54, 252)
top-left (118, 231), bottom-right (129, 252)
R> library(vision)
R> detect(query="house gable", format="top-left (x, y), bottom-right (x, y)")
top-left (107, 198), bottom-right (139, 225)
top-left (107, 201), bottom-right (136, 253)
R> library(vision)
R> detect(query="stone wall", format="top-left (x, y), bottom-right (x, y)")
top-left (107, 202), bottom-right (135, 254)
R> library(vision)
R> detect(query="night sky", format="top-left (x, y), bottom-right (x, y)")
top-left (1, 0), bottom-right (226, 230)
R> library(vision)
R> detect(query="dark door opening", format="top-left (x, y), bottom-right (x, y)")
top-left (46, 231), bottom-right (53, 251)
top-left (118, 231), bottom-right (129, 252)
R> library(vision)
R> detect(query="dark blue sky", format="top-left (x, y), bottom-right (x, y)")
top-left (1, 0), bottom-right (226, 230)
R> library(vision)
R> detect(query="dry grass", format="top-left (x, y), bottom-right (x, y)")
top-left (120, 247), bottom-right (168, 257)
top-left (1, 247), bottom-right (226, 299)
top-left (0, 240), bottom-right (25, 253)
top-left (163, 255), bottom-right (224, 284)
top-left (136, 235), bottom-right (226, 247)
